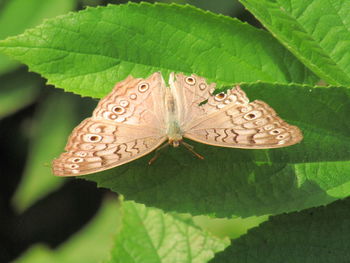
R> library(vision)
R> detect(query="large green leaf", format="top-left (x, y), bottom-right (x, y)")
top-left (1, 3), bottom-right (347, 218)
top-left (85, 82), bottom-right (350, 217)
top-left (107, 200), bottom-right (229, 263)
top-left (211, 197), bottom-right (350, 263)
top-left (15, 199), bottom-right (120, 263)
top-left (239, 0), bottom-right (350, 86)
top-left (186, 0), bottom-right (243, 16)
top-left (0, 0), bottom-right (75, 74)
top-left (0, 3), bottom-right (317, 99)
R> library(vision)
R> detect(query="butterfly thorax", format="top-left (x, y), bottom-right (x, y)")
top-left (165, 87), bottom-right (183, 147)
top-left (167, 122), bottom-right (182, 147)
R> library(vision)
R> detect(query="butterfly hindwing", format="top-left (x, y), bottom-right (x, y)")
top-left (53, 118), bottom-right (167, 176)
top-left (183, 85), bottom-right (303, 149)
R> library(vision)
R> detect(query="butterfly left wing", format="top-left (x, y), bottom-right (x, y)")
top-left (53, 72), bottom-right (168, 176)
top-left (180, 83), bottom-right (303, 149)
top-left (93, 72), bottom-right (167, 128)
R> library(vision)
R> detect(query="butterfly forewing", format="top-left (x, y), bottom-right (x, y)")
top-left (170, 73), bottom-right (217, 128)
top-left (52, 73), bottom-right (167, 176)
top-left (93, 72), bottom-right (167, 127)
top-left (171, 73), bottom-right (251, 130)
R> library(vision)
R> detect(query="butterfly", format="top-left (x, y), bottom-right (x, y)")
top-left (52, 72), bottom-right (303, 176)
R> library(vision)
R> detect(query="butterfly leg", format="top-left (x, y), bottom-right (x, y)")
top-left (148, 142), bottom-right (170, 165)
top-left (181, 141), bottom-right (205, 160)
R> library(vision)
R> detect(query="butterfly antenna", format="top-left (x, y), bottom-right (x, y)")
top-left (181, 141), bottom-right (205, 160)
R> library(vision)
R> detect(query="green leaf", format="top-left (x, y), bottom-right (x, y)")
top-left (186, 0), bottom-right (244, 16)
top-left (107, 200), bottom-right (229, 263)
top-left (0, 69), bottom-right (41, 119)
top-left (0, 0), bottom-right (75, 74)
top-left (193, 214), bottom-right (268, 240)
top-left (12, 90), bottom-right (95, 211)
top-left (15, 198), bottom-right (120, 263)
top-left (0, 3), bottom-right (317, 99)
top-left (239, 0), bottom-right (350, 86)
top-left (85, 82), bottom-right (350, 217)
top-left (211, 197), bottom-right (350, 263)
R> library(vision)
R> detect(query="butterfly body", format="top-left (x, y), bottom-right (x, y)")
top-left (53, 72), bottom-right (303, 176)
top-left (165, 77), bottom-right (184, 147)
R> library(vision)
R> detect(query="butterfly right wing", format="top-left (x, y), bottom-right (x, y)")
top-left (183, 85), bottom-right (303, 149)
top-left (169, 73), bottom-right (217, 129)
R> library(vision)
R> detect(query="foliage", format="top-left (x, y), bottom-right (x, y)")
top-left (0, 3), bottom-right (317, 98)
top-left (107, 200), bottom-right (229, 263)
top-left (0, 0), bottom-right (75, 74)
top-left (240, 0), bottom-right (350, 86)
top-left (12, 90), bottom-right (95, 211)
top-left (15, 199), bottom-right (120, 263)
top-left (0, 0), bottom-right (349, 262)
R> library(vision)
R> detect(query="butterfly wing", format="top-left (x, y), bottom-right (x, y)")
top-left (52, 72), bottom-right (167, 176)
top-left (169, 73), bottom-right (218, 129)
top-left (53, 118), bottom-right (166, 176)
top-left (93, 72), bottom-right (166, 127)
top-left (172, 73), bottom-right (302, 148)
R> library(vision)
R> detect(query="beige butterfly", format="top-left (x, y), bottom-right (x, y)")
top-left (52, 72), bottom-right (303, 176)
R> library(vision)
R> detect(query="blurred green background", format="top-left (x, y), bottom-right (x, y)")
top-left (0, 0), bottom-right (262, 262)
